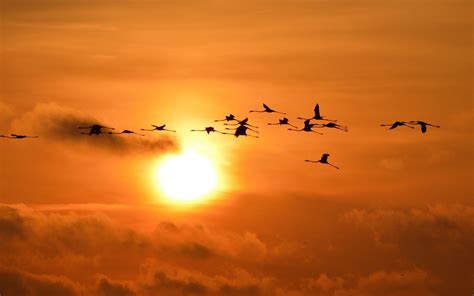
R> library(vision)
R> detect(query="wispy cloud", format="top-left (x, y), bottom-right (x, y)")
top-left (9, 102), bottom-right (179, 155)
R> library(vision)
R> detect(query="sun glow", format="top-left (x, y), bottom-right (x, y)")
top-left (156, 150), bottom-right (218, 204)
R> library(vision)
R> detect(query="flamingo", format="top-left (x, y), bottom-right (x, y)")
top-left (1, 134), bottom-right (38, 139)
top-left (315, 122), bottom-right (348, 132)
top-left (268, 117), bottom-right (298, 128)
top-left (78, 124), bottom-right (114, 136)
top-left (380, 121), bottom-right (413, 130)
top-left (108, 130), bottom-right (145, 136)
top-left (408, 121), bottom-right (440, 134)
top-left (224, 117), bottom-right (258, 128)
top-left (249, 103), bottom-right (286, 114)
top-left (225, 125), bottom-right (259, 138)
top-left (214, 114), bottom-right (238, 122)
top-left (141, 124), bottom-right (176, 133)
top-left (305, 154), bottom-right (339, 169)
top-left (288, 119), bottom-right (323, 135)
top-left (190, 126), bottom-right (228, 135)
top-left (298, 103), bottom-right (337, 122)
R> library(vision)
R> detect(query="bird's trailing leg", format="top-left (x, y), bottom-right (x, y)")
top-left (245, 134), bottom-right (259, 138)
top-left (337, 125), bottom-right (349, 132)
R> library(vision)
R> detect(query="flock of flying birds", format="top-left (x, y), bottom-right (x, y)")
top-left (0, 103), bottom-right (440, 170)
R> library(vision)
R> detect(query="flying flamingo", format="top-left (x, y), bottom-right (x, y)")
top-left (408, 121), bottom-right (440, 133)
top-left (78, 124), bottom-right (114, 136)
top-left (191, 126), bottom-right (228, 135)
top-left (249, 103), bottom-right (286, 114)
top-left (225, 125), bottom-right (259, 138)
top-left (141, 124), bottom-right (176, 132)
top-left (305, 154), bottom-right (339, 169)
top-left (297, 103), bottom-right (337, 122)
top-left (315, 122), bottom-right (348, 132)
top-left (1, 134), bottom-right (38, 139)
top-left (224, 117), bottom-right (258, 128)
top-left (288, 119), bottom-right (323, 135)
top-left (214, 114), bottom-right (238, 122)
top-left (380, 121), bottom-right (413, 130)
top-left (268, 117), bottom-right (298, 128)
top-left (108, 130), bottom-right (145, 136)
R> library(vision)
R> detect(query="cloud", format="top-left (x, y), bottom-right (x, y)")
top-left (135, 262), bottom-right (274, 296)
top-left (152, 221), bottom-right (269, 261)
top-left (0, 268), bottom-right (82, 296)
top-left (9, 102), bottom-right (179, 155)
top-left (302, 269), bottom-right (436, 296)
top-left (96, 275), bottom-right (136, 296)
top-left (1, 202), bottom-right (473, 295)
top-left (341, 204), bottom-right (474, 295)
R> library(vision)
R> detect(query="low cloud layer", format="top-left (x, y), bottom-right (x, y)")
top-left (7, 102), bottom-right (179, 155)
top-left (0, 202), bottom-right (472, 295)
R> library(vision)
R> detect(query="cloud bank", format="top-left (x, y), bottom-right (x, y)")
top-left (0, 202), bottom-right (472, 295)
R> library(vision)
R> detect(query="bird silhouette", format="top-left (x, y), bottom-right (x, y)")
top-left (225, 125), bottom-right (259, 138)
top-left (141, 124), bottom-right (176, 132)
top-left (380, 121), bottom-right (414, 130)
top-left (315, 122), bottom-right (348, 132)
top-left (249, 103), bottom-right (286, 114)
top-left (298, 103), bottom-right (337, 122)
top-left (224, 117), bottom-right (258, 128)
top-left (1, 134), bottom-right (38, 139)
top-left (214, 114), bottom-right (238, 122)
top-left (288, 119), bottom-right (323, 135)
top-left (268, 117), bottom-right (298, 128)
top-left (408, 121), bottom-right (440, 133)
top-left (78, 124), bottom-right (114, 136)
top-left (305, 154), bottom-right (339, 169)
top-left (108, 130), bottom-right (145, 136)
top-left (191, 126), bottom-right (228, 134)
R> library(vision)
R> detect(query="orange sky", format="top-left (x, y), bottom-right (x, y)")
top-left (1, 1), bottom-right (473, 295)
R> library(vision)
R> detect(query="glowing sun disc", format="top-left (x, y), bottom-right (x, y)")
top-left (157, 150), bottom-right (217, 203)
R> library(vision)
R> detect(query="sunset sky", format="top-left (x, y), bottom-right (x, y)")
top-left (1, 1), bottom-right (473, 295)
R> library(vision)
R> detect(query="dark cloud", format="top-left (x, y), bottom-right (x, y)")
top-left (135, 263), bottom-right (271, 296)
top-left (0, 205), bottom-right (27, 238)
top-left (10, 103), bottom-right (179, 155)
top-left (0, 268), bottom-right (82, 296)
top-left (96, 275), bottom-right (136, 296)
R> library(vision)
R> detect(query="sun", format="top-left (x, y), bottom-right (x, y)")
top-left (156, 150), bottom-right (218, 204)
